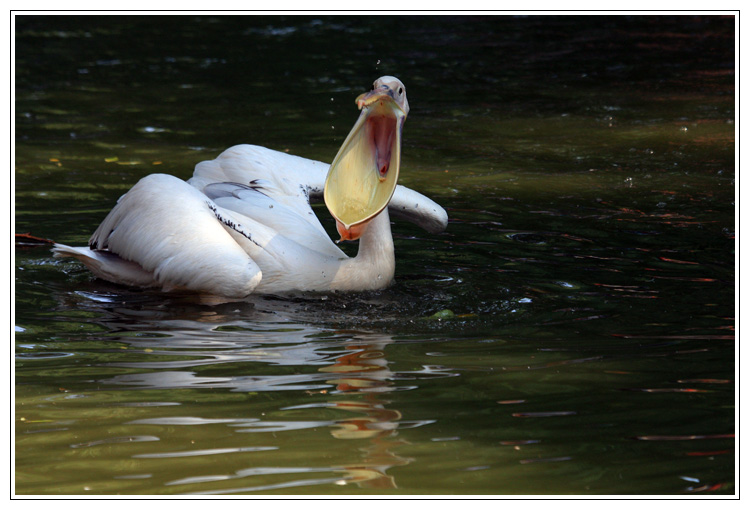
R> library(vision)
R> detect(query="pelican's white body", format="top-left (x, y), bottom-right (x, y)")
top-left (53, 145), bottom-right (447, 298)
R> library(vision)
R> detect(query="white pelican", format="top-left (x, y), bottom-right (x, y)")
top-left (52, 76), bottom-right (448, 298)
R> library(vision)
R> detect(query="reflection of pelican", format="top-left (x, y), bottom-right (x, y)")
top-left (53, 76), bottom-right (447, 297)
top-left (322, 336), bottom-right (412, 489)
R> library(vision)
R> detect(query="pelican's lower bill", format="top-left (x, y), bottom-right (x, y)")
top-left (324, 77), bottom-right (408, 241)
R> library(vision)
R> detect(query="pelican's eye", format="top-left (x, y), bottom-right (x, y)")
top-left (398, 87), bottom-right (403, 95)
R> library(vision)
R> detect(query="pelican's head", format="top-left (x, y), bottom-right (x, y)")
top-left (324, 76), bottom-right (409, 241)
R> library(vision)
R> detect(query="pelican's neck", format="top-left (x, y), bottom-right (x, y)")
top-left (333, 209), bottom-right (395, 290)
top-left (356, 208), bottom-right (394, 265)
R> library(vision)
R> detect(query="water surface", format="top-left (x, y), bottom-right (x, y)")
top-left (14, 15), bottom-right (735, 495)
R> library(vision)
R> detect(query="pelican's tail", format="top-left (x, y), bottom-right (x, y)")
top-left (52, 244), bottom-right (158, 288)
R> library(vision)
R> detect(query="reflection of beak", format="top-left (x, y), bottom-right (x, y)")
top-left (324, 86), bottom-right (407, 241)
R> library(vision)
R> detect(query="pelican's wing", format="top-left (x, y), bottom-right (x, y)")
top-left (202, 181), bottom-right (346, 259)
top-left (189, 144), bottom-right (329, 216)
top-left (189, 144), bottom-right (448, 234)
top-left (387, 186), bottom-right (448, 234)
top-left (190, 145), bottom-right (345, 258)
top-left (85, 173), bottom-right (264, 297)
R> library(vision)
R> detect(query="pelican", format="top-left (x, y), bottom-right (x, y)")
top-left (52, 76), bottom-right (448, 298)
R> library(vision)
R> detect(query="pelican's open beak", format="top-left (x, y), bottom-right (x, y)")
top-left (324, 76), bottom-right (409, 241)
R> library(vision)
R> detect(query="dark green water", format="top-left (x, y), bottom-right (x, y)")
top-left (14, 15), bottom-right (735, 495)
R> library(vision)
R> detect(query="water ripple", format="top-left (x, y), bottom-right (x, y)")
top-left (134, 446), bottom-right (277, 458)
top-left (70, 435), bottom-right (159, 448)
